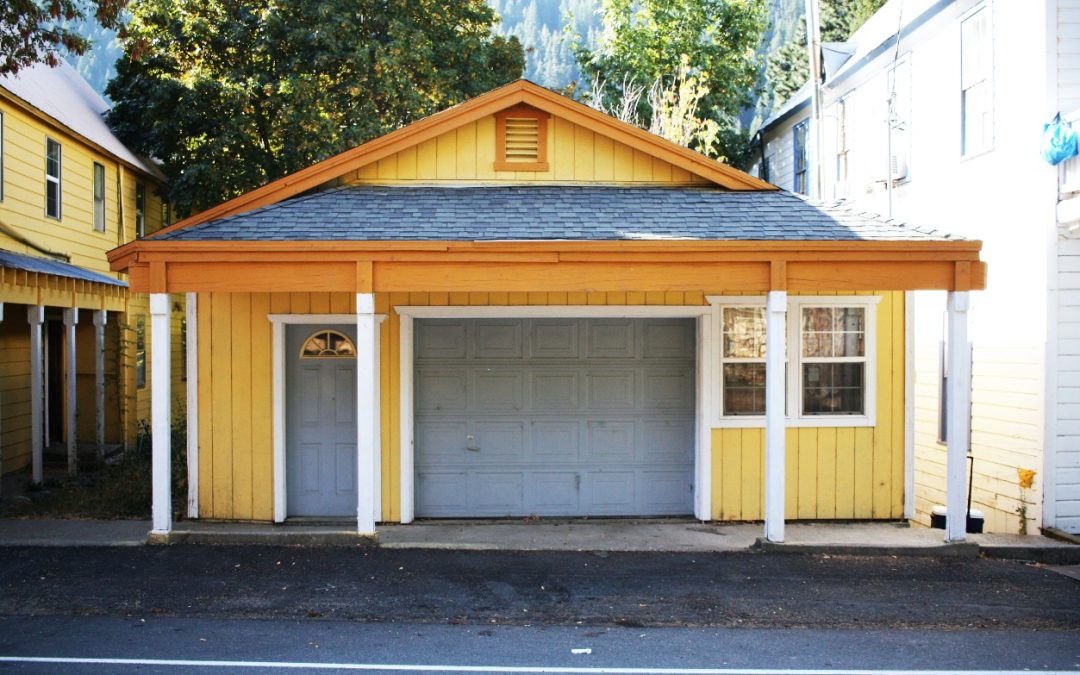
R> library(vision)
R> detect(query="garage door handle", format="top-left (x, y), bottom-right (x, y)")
top-left (466, 434), bottom-right (480, 452)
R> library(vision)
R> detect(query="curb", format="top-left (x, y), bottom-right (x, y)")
top-left (152, 530), bottom-right (378, 547)
top-left (978, 545), bottom-right (1080, 565)
top-left (752, 537), bottom-right (981, 558)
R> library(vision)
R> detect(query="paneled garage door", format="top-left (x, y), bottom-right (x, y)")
top-left (414, 318), bottom-right (696, 517)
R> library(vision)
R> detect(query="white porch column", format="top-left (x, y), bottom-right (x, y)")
top-left (28, 305), bottom-right (44, 485)
top-left (63, 308), bottom-right (78, 477)
top-left (945, 291), bottom-right (972, 543)
top-left (149, 293), bottom-right (172, 535)
top-left (355, 293), bottom-right (379, 535)
top-left (764, 290), bottom-right (788, 543)
top-left (93, 310), bottom-right (106, 460)
top-left (185, 293), bottom-right (198, 519)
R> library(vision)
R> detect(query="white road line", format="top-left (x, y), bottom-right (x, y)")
top-left (0, 657), bottom-right (1076, 674)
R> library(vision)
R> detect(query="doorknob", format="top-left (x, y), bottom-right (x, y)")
top-left (466, 434), bottom-right (480, 452)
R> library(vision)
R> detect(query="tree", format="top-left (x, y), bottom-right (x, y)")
top-left (1, 0), bottom-right (127, 75)
top-left (763, 0), bottom-right (887, 113)
top-left (107, 0), bottom-right (524, 216)
top-left (573, 0), bottom-right (768, 165)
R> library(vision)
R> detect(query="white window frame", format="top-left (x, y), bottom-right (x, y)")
top-left (92, 162), bottom-right (106, 232)
top-left (709, 295), bottom-right (880, 428)
top-left (960, 3), bottom-right (993, 157)
top-left (45, 137), bottom-right (61, 219)
top-left (135, 183), bottom-right (146, 238)
top-left (834, 93), bottom-right (851, 198)
top-left (792, 120), bottom-right (809, 195)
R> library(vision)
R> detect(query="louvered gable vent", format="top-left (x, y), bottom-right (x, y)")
top-left (495, 104), bottom-right (549, 172)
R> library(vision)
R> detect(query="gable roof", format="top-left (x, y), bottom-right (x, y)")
top-left (151, 184), bottom-right (954, 243)
top-left (154, 79), bottom-right (775, 238)
top-left (0, 61), bottom-right (162, 179)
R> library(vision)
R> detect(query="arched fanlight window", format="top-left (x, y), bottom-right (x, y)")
top-left (300, 329), bottom-right (356, 358)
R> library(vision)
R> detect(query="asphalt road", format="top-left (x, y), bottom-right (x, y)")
top-left (0, 546), bottom-right (1077, 673)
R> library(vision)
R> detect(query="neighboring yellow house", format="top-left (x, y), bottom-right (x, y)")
top-left (109, 80), bottom-right (986, 544)
top-left (0, 61), bottom-right (185, 490)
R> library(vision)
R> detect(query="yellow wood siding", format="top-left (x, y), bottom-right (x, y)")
top-left (346, 114), bottom-right (711, 186)
top-left (712, 291), bottom-right (906, 521)
top-left (196, 290), bottom-right (904, 523)
top-left (0, 303), bottom-right (31, 472)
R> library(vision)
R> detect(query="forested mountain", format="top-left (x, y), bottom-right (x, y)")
top-left (487, 0), bottom-right (601, 91)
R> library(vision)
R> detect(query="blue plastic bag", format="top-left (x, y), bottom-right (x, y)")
top-left (1042, 113), bottom-right (1079, 166)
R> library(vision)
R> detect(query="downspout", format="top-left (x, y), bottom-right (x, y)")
top-left (0, 220), bottom-right (70, 261)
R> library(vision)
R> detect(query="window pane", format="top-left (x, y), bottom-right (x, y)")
top-left (46, 182), bottom-right (59, 218)
top-left (301, 330), bottom-right (355, 358)
top-left (722, 307), bottom-right (765, 358)
top-left (803, 363), bottom-right (864, 415)
top-left (723, 363), bottom-right (765, 416)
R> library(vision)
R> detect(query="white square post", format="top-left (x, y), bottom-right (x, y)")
top-left (355, 293), bottom-right (379, 535)
top-left (63, 308), bottom-right (78, 477)
top-left (93, 310), bottom-right (107, 461)
top-left (150, 293), bottom-right (172, 535)
top-left (28, 305), bottom-right (44, 485)
top-left (945, 291), bottom-right (972, 543)
top-left (764, 290), bottom-right (787, 542)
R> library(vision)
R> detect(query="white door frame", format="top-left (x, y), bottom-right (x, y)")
top-left (395, 305), bottom-right (716, 524)
top-left (269, 313), bottom-right (386, 524)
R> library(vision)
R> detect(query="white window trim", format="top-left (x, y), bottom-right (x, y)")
top-left (959, 2), bottom-right (994, 159)
top-left (708, 295), bottom-right (880, 429)
top-left (92, 162), bottom-right (106, 233)
top-left (45, 137), bottom-right (61, 220)
top-left (394, 304), bottom-right (716, 524)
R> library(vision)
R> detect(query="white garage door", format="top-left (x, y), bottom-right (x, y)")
top-left (414, 318), bottom-right (696, 517)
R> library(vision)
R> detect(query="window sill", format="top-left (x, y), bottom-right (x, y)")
top-left (714, 415), bottom-right (876, 429)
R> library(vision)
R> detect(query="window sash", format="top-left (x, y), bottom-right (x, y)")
top-left (93, 163), bottom-right (105, 232)
top-left (135, 184), bottom-right (146, 238)
top-left (45, 139), bottom-right (61, 219)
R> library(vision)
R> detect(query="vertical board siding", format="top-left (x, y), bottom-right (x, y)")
top-left (346, 115), bottom-right (711, 186)
top-left (1060, 0), bottom-right (1080, 112)
top-left (711, 291), bottom-right (906, 521)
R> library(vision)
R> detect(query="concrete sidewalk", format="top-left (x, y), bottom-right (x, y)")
top-left (1, 517), bottom-right (1078, 562)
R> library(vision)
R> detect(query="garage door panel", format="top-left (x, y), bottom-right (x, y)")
top-left (416, 369), bottom-right (468, 412)
top-left (472, 320), bottom-right (523, 359)
top-left (415, 318), bottom-right (695, 517)
top-left (587, 320), bottom-right (636, 358)
top-left (587, 371), bottom-right (636, 410)
top-left (532, 421), bottom-right (580, 460)
top-left (417, 471), bottom-right (469, 513)
top-left (533, 371), bottom-right (579, 411)
top-left (416, 421), bottom-right (467, 462)
top-left (585, 472), bottom-right (636, 512)
top-left (471, 472), bottom-right (524, 512)
top-left (640, 418), bottom-right (694, 462)
top-left (471, 421), bottom-right (526, 461)
top-left (474, 369), bottom-right (524, 411)
top-left (643, 368), bottom-right (694, 409)
top-left (530, 320), bottom-right (580, 358)
top-left (418, 320), bottom-right (467, 359)
top-left (586, 420), bottom-right (636, 461)
top-left (639, 470), bottom-right (692, 510)
top-left (644, 320), bottom-right (695, 358)
top-left (527, 472), bottom-right (580, 512)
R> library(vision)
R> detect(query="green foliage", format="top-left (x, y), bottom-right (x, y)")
top-left (0, 0), bottom-right (126, 75)
top-left (488, 0), bottom-right (601, 91)
top-left (760, 0), bottom-right (887, 116)
top-left (574, 0), bottom-right (769, 165)
top-left (106, 0), bottom-right (525, 217)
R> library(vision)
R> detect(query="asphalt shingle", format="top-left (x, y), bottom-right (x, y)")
top-left (154, 185), bottom-right (957, 242)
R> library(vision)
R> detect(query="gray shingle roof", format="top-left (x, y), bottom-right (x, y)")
top-left (0, 249), bottom-right (127, 287)
top-left (154, 185), bottom-right (957, 242)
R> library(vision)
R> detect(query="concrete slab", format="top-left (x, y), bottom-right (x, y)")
top-left (0, 519), bottom-right (149, 547)
top-left (378, 519), bottom-right (759, 552)
top-left (162, 521), bottom-right (376, 547)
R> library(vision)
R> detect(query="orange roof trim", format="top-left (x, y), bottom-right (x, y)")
top-left (155, 79), bottom-right (776, 237)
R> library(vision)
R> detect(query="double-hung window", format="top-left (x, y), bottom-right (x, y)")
top-left (713, 296), bottom-right (878, 427)
top-left (793, 120), bottom-right (809, 194)
top-left (135, 183), bottom-right (146, 238)
top-left (45, 138), bottom-right (61, 219)
top-left (960, 5), bottom-right (993, 156)
top-left (93, 162), bottom-right (106, 232)
top-left (835, 97), bottom-right (850, 197)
